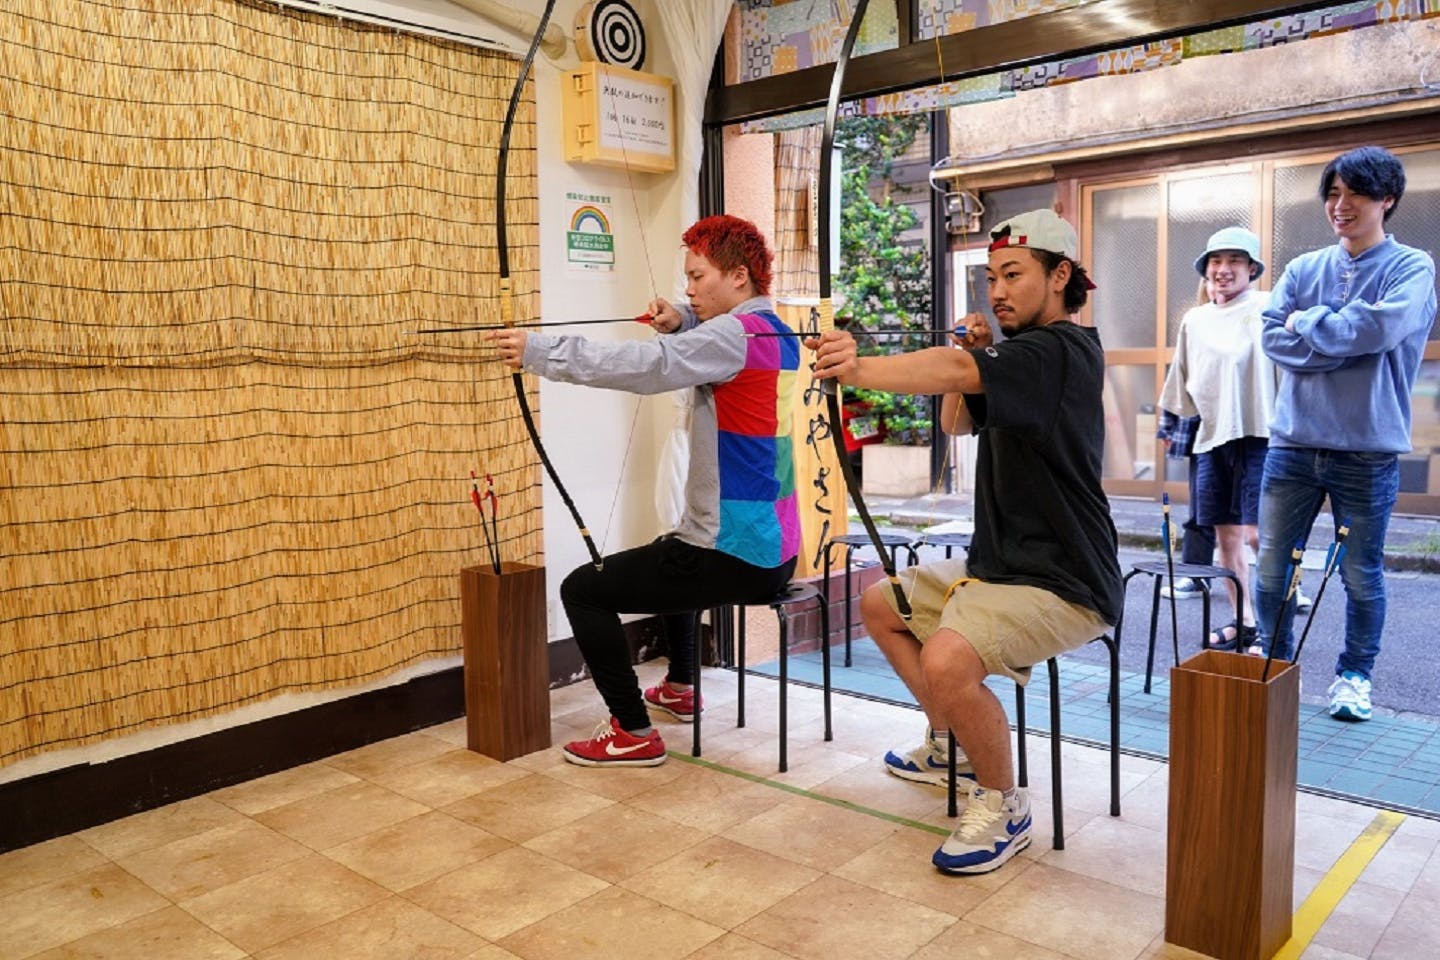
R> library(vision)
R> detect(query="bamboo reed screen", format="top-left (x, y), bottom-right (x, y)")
top-left (0, 0), bottom-right (546, 769)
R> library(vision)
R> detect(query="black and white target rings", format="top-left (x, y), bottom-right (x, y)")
top-left (575, 0), bottom-right (646, 71)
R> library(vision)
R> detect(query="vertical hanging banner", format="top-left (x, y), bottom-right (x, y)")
top-left (565, 191), bottom-right (616, 272)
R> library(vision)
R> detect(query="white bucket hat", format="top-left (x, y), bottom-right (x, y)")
top-left (1193, 226), bottom-right (1265, 278)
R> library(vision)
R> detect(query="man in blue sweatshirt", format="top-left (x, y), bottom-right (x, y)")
top-left (1255, 145), bottom-right (1437, 721)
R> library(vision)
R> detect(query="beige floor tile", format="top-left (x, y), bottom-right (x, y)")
top-left (76, 798), bottom-right (245, 859)
top-left (1296, 792), bottom-right (1387, 828)
top-left (1037, 814), bottom-right (1167, 896)
top-left (1312, 878), bottom-right (1406, 958)
top-left (684, 932), bottom-right (793, 960)
top-left (0, 836), bottom-right (109, 899)
top-left (619, 835), bottom-right (821, 928)
top-left (1295, 812), bottom-right (1366, 874)
top-left (684, 720), bottom-right (788, 764)
top-left (207, 761), bottom-right (359, 815)
top-left (722, 794), bottom-right (899, 872)
top-left (1294, 945), bottom-right (1365, 959)
top-left (722, 738), bottom-right (870, 792)
top-left (463, 945), bottom-right (524, 960)
top-left (1294, 863), bottom-right (1326, 906)
top-left (737, 874), bottom-right (956, 960)
top-left (252, 894), bottom-right (486, 960)
top-left (326, 731), bottom-right (458, 780)
top-left (513, 744), bottom-right (689, 801)
top-left (1115, 766), bottom-right (1170, 832)
top-left (441, 773), bottom-right (614, 844)
top-left (624, 764), bottom-right (788, 832)
top-left (403, 846), bottom-right (609, 941)
top-left (497, 885), bottom-right (723, 960)
top-left (324, 810), bottom-right (511, 891)
top-left (1372, 865), bottom-right (1440, 960)
top-left (369, 748), bottom-right (533, 807)
top-left (910, 919), bottom-right (1071, 960)
top-left (967, 861), bottom-right (1164, 960)
top-left (113, 818), bottom-right (310, 900)
top-left (27, 905), bottom-right (245, 960)
top-left (178, 853), bottom-right (389, 954)
top-left (255, 780), bottom-right (430, 850)
top-left (1359, 827), bottom-right (1439, 893)
top-left (420, 717), bottom-right (471, 748)
top-left (0, 864), bottom-right (169, 959)
top-left (523, 801), bottom-right (709, 882)
top-left (833, 826), bottom-right (1022, 916)
top-left (809, 759), bottom-right (951, 822)
top-left (1138, 934), bottom-right (1234, 959)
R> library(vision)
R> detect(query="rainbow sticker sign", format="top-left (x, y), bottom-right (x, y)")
top-left (566, 193), bottom-right (615, 271)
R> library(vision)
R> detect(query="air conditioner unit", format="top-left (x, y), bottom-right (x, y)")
top-left (267, 0), bottom-right (515, 53)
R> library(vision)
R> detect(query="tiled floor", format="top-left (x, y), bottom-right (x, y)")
top-left (3, 658), bottom-right (1439, 960)
top-left (761, 636), bottom-right (1440, 818)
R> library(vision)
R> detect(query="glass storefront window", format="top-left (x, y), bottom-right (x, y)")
top-left (1090, 185), bottom-right (1159, 349)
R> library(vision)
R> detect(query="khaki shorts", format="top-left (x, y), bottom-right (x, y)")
top-left (879, 558), bottom-right (1110, 685)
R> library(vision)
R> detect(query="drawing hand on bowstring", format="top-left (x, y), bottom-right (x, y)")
top-left (646, 297), bottom-right (683, 333)
top-left (956, 311), bottom-right (992, 350)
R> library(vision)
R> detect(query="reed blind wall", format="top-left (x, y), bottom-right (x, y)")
top-left (0, 0), bottom-right (544, 768)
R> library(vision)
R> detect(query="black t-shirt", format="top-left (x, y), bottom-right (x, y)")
top-left (964, 321), bottom-right (1123, 624)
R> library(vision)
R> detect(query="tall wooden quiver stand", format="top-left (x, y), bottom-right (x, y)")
top-left (461, 562), bottom-right (550, 761)
top-left (1166, 650), bottom-right (1300, 960)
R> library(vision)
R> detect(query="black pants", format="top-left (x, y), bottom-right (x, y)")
top-left (560, 535), bottom-right (796, 731)
top-left (1181, 457), bottom-right (1217, 566)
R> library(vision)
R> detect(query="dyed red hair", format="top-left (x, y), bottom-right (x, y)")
top-left (681, 215), bottom-right (773, 296)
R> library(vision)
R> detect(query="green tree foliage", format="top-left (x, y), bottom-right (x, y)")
top-left (834, 114), bottom-right (933, 445)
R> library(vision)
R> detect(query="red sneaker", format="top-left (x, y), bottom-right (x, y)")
top-left (562, 717), bottom-right (667, 767)
top-left (643, 680), bottom-right (701, 722)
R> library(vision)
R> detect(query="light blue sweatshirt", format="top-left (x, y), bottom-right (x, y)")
top-left (1261, 236), bottom-right (1436, 453)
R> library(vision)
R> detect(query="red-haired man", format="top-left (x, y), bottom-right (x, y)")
top-left (492, 214), bottom-right (800, 766)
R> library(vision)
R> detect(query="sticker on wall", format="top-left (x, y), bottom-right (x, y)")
top-left (566, 191), bottom-right (616, 272)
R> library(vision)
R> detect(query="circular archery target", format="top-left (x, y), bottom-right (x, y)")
top-left (575, 0), bottom-right (646, 71)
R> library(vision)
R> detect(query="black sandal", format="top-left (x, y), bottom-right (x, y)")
top-left (1209, 620), bottom-right (1240, 651)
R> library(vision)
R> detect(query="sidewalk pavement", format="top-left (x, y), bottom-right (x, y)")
top-left (865, 492), bottom-right (1440, 574)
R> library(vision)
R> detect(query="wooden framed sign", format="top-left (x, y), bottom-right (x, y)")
top-left (562, 62), bottom-right (674, 174)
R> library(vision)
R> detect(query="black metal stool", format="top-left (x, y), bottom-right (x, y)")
top-left (1115, 561), bottom-right (1242, 694)
top-left (694, 582), bottom-right (831, 773)
top-left (945, 634), bottom-right (1120, 851)
top-left (822, 533), bottom-right (919, 667)
top-left (911, 530), bottom-right (972, 560)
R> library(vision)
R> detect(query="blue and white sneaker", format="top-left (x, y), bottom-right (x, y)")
top-left (883, 728), bottom-right (973, 787)
top-left (933, 783), bottom-right (1032, 875)
top-left (1327, 671), bottom-right (1372, 721)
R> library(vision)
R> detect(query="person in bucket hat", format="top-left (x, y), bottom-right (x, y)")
top-left (1159, 226), bottom-right (1276, 651)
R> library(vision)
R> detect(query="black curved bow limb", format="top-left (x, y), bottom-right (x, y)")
top-left (817, 0), bottom-right (910, 619)
top-left (497, 0), bottom-right (604, 570)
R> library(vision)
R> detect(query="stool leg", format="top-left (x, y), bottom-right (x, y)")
top-left (736, 606), bottom-right (746, 729)
top-left (947, 728), bottom-right (958, 818)
top-left (1015, 683), bottom-right (1028, 788)
top-left (692, 611), bottom-right (703, 758)
top-left (843, 545), bottom-right (854, 668)
top-left (1103, 634), bottom-right (1121, 817)
top-left (1201, 582), bottom-right (1212, 652)
top-left (1048, 658), bottom-right (1064, 851)
top-left (819, 594), bottom-right (832, 741)
top-left (778, 607), bottom-right (788, 774)
top-left (1144, 575), bottom-right (1162, 694)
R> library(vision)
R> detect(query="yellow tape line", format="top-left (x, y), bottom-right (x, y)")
top-left (1272, 808), bottom-right (1405, 959)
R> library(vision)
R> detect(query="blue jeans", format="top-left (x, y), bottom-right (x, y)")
top-left (1253, 447), bottom-right (1398, 679)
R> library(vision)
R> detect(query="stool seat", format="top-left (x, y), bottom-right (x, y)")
top-left (829, 532), bottom-right (914, 549)
top-left (697, 581), bottom-right (831, 773)
top-left (913, 532), bottom-right (971, 547)
top-left (1129, 560), bottom-right (1235, 580)
top-left (824, 534), bottom-right (919, 668)
top-left (1117, 560), bottom-right (1242, 694)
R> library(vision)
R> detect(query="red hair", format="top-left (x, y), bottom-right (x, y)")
top-left (681, 215), bottom-right (773, 296)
